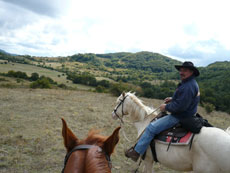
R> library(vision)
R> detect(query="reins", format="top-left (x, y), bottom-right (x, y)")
top-left (121, 106), bottom-right (161, 143)
top-left (113, 94), bottom-right (162, 143)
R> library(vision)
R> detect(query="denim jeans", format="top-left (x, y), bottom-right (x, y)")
top-left (134, 114), bottom-right (179, 155)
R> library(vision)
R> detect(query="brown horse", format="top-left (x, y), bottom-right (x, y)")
top-left (61, 118), bottom-right (121, 173)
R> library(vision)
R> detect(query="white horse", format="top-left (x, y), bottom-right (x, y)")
top-left (112, 92), bottom-right (230, 173)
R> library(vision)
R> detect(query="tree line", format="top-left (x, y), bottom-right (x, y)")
top-left (0, 70), bottom-right (67, 89)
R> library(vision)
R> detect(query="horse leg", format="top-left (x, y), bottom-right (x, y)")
top-left (142, 148), bottom-right (154, 173)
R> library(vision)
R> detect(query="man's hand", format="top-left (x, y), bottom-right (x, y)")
top-left (160, 104), bottom-right (166, 112)
top-left (164, 97), bottom-right (172, 104)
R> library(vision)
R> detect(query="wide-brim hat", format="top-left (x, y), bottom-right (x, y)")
top-left (175, 61), bottom-right (200, 77)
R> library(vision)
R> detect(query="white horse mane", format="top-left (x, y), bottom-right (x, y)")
top-left (123, 92), bottom-right (157, 122)
top-left (226, 127), bottom-right (230, 135)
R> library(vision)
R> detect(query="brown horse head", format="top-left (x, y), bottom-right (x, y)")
top-left (61, 118), bottom-right (120, 173)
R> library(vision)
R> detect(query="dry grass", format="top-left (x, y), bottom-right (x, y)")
top-left (0, 88), bottom-right (230, 173)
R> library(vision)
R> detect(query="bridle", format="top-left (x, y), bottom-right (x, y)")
top-left (113, 94), bottom-right (162, 143)
top-left (113, 95), bottom-right (129, 124)
top-left (62, 144), bottom-right (112, 173)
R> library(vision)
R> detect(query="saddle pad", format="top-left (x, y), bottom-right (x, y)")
top-left (155, 132), bottom-right (193, 145)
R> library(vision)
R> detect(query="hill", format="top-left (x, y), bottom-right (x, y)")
top-left (197, 61), bottom-right (230, 113)
top-left (70, 51), bottom-right (181, 73)
top-left (0, 49), bottom-right (230, 113)
top-left (0, 49), bottom-right (18, 56)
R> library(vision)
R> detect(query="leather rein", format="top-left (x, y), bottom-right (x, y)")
top-left (113, 94), bottom-right (161, 142)
top-left (61, 144), bottom-right (112, 173)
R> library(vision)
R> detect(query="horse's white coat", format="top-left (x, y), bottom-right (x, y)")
top-left (112, 92), bottom-right (230, 173)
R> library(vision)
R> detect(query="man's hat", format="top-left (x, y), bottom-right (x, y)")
top-left (175, 61), bottom-right (200, 77)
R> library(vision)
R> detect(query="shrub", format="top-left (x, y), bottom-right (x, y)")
top-left (30, 78), bottom-right (51, 89)
top-left (0, 78), bottom-right (8, 82)
top-left (58, 83), bottom-right (67, 89)
top-left (203, 102), bottom-right (215, 114)
top-left (7, 70), bottom-right (28, 79)
top-left (95, 85), bottom-right (105, 93)
top-left (30, 73), bottom-right (39, 81)
top-left (109, 83), bottom-right (129, 96)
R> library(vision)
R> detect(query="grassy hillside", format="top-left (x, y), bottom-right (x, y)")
top-left (0, 88), bottom-right (230, 173)
top-left (1, 51), bottom-right (230, 113)
top-left (0, 62), bottom-right (69, 84)
top-left (0, 62), bottom-right (95, 90)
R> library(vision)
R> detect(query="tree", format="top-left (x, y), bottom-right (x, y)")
top-left (30, 73), bottom-right (39, 81)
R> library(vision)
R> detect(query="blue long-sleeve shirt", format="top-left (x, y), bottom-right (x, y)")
top-left (165, 75), bottom-right (200, 119)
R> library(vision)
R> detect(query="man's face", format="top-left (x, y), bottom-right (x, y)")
top-left (179, 67), bottom-right (194, 80)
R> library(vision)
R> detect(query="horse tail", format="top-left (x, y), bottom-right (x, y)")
top-left (225, 126), bottom-right (230, 135)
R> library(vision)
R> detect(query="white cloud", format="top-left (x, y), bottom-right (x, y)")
top-left (0, 0), bottom-right (230, 66)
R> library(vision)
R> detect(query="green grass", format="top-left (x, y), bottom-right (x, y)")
top-left (0, 62), bottom-right (69, 83)
top-left (0, 88), bottom-right (230, 173)
top-left (0, 63), bottom-right (95, 90)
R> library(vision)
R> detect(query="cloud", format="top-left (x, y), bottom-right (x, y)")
top-left (167, 39), bottom-right (230, 66)
top-left (0, 1), bottom-right (37, 32)
top-left (1, 0), bottom-right (68, 17)
top-left (0, 0), bottom-right (230, 66)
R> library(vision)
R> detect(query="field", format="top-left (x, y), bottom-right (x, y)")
top-left (0, 63), bottom-right (95, 90)
top-left (1, 88), bottom-right (230, 173)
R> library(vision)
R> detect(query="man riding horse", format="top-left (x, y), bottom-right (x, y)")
top-left (125, 61), bottom-right (201, 161)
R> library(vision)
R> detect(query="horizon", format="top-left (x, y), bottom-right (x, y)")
top-left (2, 48), bottom-right (230, 68)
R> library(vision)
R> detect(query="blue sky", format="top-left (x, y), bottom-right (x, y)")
top-left (0, 0), bottom-right (230, 67)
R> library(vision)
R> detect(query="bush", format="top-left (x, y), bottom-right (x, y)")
top-left (109, 83), bottom-right (129, 96)
top-left (7, 70), bottom-right (28, 79)
top-left (30, 73), bottom-right (39, 81)
top-left (203, 103), bottom-right (215, 114)
top-left (0, 78), bottom-right (8, 82)
top-left (95, 85), bottom-right (105, 93)
top-left (30, 78), bottom-right (51, 89)
top-left (58, 83), bottom-right (67, 89)
top-left (97, 80), bottom-right (110, 88)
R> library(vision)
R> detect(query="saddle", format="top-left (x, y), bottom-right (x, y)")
top-left (143, 113), bottom-right (213, 162)
top-left (155, 123), bottom-right (194, 147)
top-left (146, 123), bottom-right (195, 162)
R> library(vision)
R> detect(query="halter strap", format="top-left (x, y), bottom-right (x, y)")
top-left (62, 145), bottom-right (111, 173)
top-left (113, 95), bottom-right (129, 123)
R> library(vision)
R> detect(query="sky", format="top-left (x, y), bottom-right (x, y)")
top-left (0, 0), bottom-right (230, 67)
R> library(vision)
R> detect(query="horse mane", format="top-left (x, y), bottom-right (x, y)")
top-left (226, 127), bottom-right (230, 135)
top-left (125, 92), bottom-right (155, 122)
top-left (84, 129), bottom-right (107, 146)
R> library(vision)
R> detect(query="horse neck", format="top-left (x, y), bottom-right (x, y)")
top-left (126, 96), bottom-right (157, 137)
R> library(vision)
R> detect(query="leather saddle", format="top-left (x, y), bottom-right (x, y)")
top-left (142, 123), bottom-right (195, 162)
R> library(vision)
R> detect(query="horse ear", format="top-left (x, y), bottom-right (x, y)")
top-left (61, 118), bottom-right (79, 152)
top-left (122, 92), bottom-right (126, 97)
top-left (103, 127), bottom-right (121, 156)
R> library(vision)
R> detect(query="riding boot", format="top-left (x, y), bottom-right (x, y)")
top-left (125, 147), bottom-right (140, 162)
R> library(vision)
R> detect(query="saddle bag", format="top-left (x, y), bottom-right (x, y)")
top-left (180, 113), bottom-right (212, 133)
